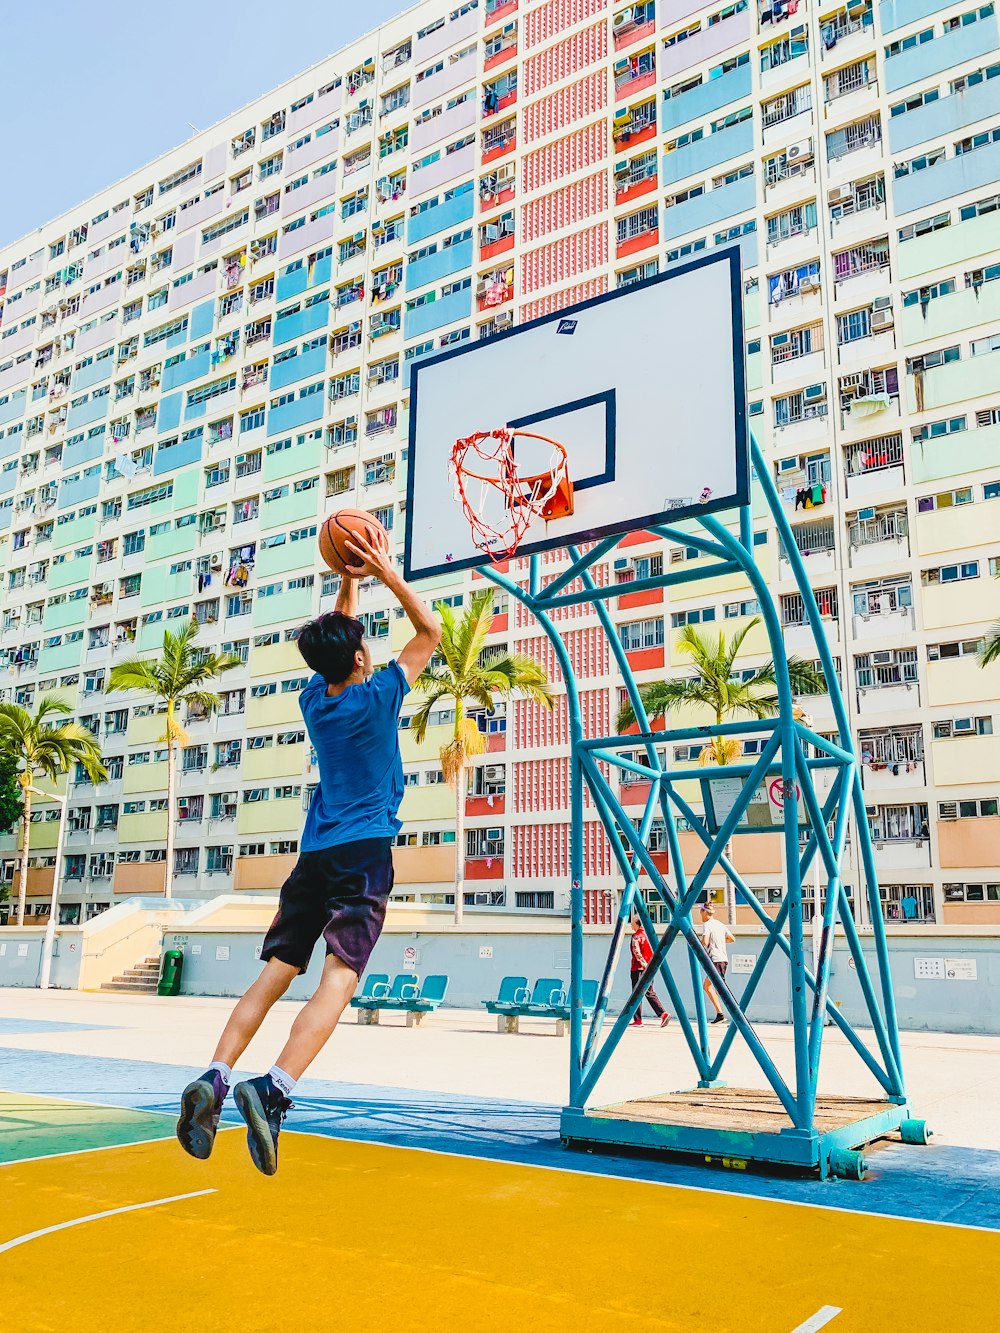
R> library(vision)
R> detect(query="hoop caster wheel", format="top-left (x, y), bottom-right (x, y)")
top-left (900, 1118), bottom-right (932, 1145)
top-left (828, 1148), bottom-right (867, 1181)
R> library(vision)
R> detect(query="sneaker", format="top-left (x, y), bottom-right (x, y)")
top-left (631, 1017), bottom-right (643, 1027)
top-left (660, 1013), bottom-right (671, 1028)
top-left (711, 1013), bottom-right (726, 1025)
top-left (176, 1070), bottom-right (226, 1161)
top-left (233, 1075), bottom-right (293, 1177)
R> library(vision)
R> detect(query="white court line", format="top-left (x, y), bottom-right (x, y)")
top-left (791, 1307), bottom-right (842, 1333)
top-left (0, 1189), bottom-right (216, 1254)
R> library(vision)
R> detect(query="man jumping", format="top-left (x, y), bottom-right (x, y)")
top-left (176, 528), bottom-right (440, 1174)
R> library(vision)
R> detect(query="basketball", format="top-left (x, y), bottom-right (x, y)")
top-left (318, 507), bottom-right (389, 575)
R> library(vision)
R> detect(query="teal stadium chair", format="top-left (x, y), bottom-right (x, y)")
top-left (352, 972), bottom-right (411, 1026)
top-left (524, 977), bottom-right (565, 1015)
top-left (350, 973), bottom-right (390, 1010)
top-left (549, 979), bottom-right (600, 1036)
top-left (402, 974), bottom-right (450, 1027)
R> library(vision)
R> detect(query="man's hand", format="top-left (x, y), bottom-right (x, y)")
top-left (344, 526), bottom-right (394, 582)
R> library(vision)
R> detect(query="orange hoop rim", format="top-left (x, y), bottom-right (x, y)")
top-left (450, 427), bottom-right (571, 561)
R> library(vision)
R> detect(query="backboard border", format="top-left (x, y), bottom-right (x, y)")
top-left (404, 246), bottom-right (748, 582)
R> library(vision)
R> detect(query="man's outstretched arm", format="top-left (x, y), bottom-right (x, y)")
top-left (344, 530), bottom-right (440, 684)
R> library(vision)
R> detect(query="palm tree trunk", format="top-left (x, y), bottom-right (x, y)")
top-left (15, 783), bottom-right (31, 927)
top-left (453, 759), bottom-right (466, 927)
top-left (164, 705), bottom-right (176, 902)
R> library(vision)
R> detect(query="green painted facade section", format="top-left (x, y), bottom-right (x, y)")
top-left (746, 352), bottom-right (763, 394)
top-left (744, 288), bottom-right (760, 331)
top-left (256, 537), bottom-right (316, 581)
top-left (140, 563), bottom-right (195, 608)
top-left (901, 280), bottom-right (1000, 346)
top-left (263, 437), bottom-right (324, 483)
top-left (0, 1092), bottom-right (176, 1164)
top-left (49, 557), bottom-right (94, 590)
top-left (898, 213), bottom-right (997, 282)
top-left (260, 487), bottom-right (320, 531)
top-left (148, 523), bottom-right (199, 563)
top-left (42, 597), bottom-right (91, 632)
top-left (910, 423), bottom-right (1000, 484)
top-left (53, 514), bottom-right (98, 551)
top-left (138, 619), bottom-right (171, 652)
top-left (905, 355), bottom-right (1000, 414)
top-left (37, 641), bottom-right (85, 673)
top-left (172, 467), bottom-right (201, 511)
top-left (252, 585), bottom-right (314, 627)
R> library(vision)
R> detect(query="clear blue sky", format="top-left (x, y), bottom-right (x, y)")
top-left (2, 0), bottom-right (407, 248)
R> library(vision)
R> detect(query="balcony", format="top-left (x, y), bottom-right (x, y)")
top-left (847, 508), bottom-right (908, 565)
top-left (883, 14), bottom-right (1000, 94)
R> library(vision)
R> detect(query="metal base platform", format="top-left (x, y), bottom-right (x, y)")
top-left (561, 1088), bottom-right (919, 1179)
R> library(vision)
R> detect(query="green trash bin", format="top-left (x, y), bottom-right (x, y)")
top-left (158, 949), bottom-right (184, 997)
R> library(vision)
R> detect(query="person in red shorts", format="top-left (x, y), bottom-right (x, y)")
top-left (629, 912), bottom-right (671, 1027)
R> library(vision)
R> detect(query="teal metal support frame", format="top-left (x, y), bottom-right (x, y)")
top-left (482, 436), bottom-right (925, 1179)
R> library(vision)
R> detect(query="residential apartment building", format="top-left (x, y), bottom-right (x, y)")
top-left (1, 0), bottom-right (998, 927)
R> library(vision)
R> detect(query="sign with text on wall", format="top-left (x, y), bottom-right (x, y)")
top-left (703, 774), bottom-right (810, 834)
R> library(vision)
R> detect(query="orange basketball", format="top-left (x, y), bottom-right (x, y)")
top-left (318, 508), bottom-right (389, 576)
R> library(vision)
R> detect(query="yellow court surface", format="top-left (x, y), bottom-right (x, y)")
top-left (3, 1122), bottom-right (998, 1333)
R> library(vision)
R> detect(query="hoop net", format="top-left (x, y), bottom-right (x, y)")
top-left (450, 428), bottom-right (573, 562)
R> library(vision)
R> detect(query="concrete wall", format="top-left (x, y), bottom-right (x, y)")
top-left (162, 916), bottom-right (1000, 1035)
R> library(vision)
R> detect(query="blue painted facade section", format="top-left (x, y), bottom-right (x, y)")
top-left (162, 348), bottom-right (211, 392)
top-left (662, 66), bottom-right (753, 133)
top-left (881, 0), bottom-right (959, 32)
top-left (153, 436), bottom-right (203, 475)
top-left (189, 300), bottom-right (215, 341)
top-left (0, 390), bottom-right (27, 427)
top-left (0, 503), bottom-right (12, 531)
top-left (884, 18), bottom-right (1000, 93)
top-left (58, 472), bottom-right (102, 510)
top-left (402, 348), bottom-right (434, 391)
top-left (70, 354), bottom-right (114, 393)
top-left (165, 325), bottom-right (188, 350)
top-left (63, 433), bottom-right (105, 471)
top-left (276, 252), bottom-right (334, 303)
top-left (663, 175), bottom-right (757, 239)
top-left (265, 390), bottom-right (325, 437)
top-left (406, 185), bottom-right (476, 246)
top-left (890, 80), bottom-right (1000, 154)
top-left (274, 298), bottom-right (331, 347)
top-left (403, 287), bottom-right (473, 340)
top-left (156, 392), bottom-right (183, 433)
top-left (0, 434), bottom-right (21, 462)
top-left (893, 140), bottom-right (1000, 215)
top-left (405, 238), bottom-right (475, 293)
top-left (0, 468), bottom-right (16, 496)
top-left (270, 343), bottom-right (328, 392)
top-left (66, 394), bottom-right (109, 430)
top-left (664, 121), bottom-right (755, 185)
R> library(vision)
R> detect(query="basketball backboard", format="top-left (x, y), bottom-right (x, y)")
top-left (404, 247), bottom-right (748, 581)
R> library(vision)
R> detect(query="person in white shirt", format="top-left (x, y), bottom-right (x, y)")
top-left (699, 903), bottom-right (735, 1025)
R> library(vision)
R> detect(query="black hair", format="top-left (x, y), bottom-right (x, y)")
top-left (296, 612), bottom-right (365, 685)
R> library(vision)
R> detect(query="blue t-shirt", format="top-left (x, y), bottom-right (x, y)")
top-left (299, 660), bottom-right (409, 851)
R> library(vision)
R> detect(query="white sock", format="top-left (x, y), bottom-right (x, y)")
top-left (208, 1061), bottom-right (232, 1086)
top-left (268, 1065), bottom-right (296, 1098)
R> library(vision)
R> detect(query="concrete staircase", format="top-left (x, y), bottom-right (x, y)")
top-left (100, 955), bottom-right (161, 994)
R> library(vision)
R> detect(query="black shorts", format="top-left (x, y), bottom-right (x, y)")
top-left (715, 960), bottom-right (728, 979)
top-left (260, 837), bottom-right (394, 977)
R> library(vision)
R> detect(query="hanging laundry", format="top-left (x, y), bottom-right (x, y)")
top-left (810, 483), bottom-right (825, 506)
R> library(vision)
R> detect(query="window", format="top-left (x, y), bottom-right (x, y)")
top-left (619, 618), bottom-right (666, 650)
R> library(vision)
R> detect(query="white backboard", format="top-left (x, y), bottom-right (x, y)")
top-left (405, 248), bottom-right (748, 581)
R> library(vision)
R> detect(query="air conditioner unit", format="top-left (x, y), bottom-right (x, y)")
top-left (372, 219), bottom-right (384, 233)
top-left (872, 295), bottom-right (892, 312)
top-left (953, 717), bottom-right (975, 734)
top-left (828, 183), bottom-right (853, 205)
top-left (786, 139), bottom-right (813, 163)
top-left (772, 331), bottom-right (790, 347)
top-left (871, 308), bottom-right (894, 330)
top-left (803, 383), bottom-right (826, 403)
top-left (857, 507), bottom-right (875, 521)
top-left (613, 107), bottom-right (630, 126)
top-left (220, 792), bottom-right (237, 804)
top-left (614, 557), bottom-right (631, 570)
top-left (613, 7), bottom-right (636, 30)
top-left (476, 279), bottom-right (489, 297)
top-left (210, 554), bottom-right (223, 570)
top-left (177, 798), bottom-right (189, 810)
top-left (494, 310), bottom-right (513, 328)
top-left (484, 765), bottom-right (504, 782)
top-left (486, 826), bottom-right (503, 841)
top-left (871, 650), bottom-right (892, 666)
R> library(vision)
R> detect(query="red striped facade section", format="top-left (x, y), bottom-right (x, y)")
top-left (521, 277), bottom-right (610, 321)
top-left (522, 120), bottom-right (605, 193)
top-left (510, 820), bottom-right (612, 877)
top-left (523, 0), bottom-right (608, 52)
top-left (522, 171), bottom-right (607, 244)
top-left (522, 70), bottom-right (607, 146)
top-left (513, 686), bottom-right (608, 749)
top-left (513, 627), bottom-right (610, 682)
top-left (511, 565), bottom-right (610, 630)
top-left (521, 223), bottom-right (608, 295)
top-left (514, 755), bottom-right (614, 812)
top-left (584, 888), bottom-right (615, 925)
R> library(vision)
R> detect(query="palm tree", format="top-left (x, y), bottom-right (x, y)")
top-left (978, 575), bottom-right (1000, 667)
top-left (617, 618), bottom-right (826, 919)
top-left (411, 589), bottom-right (554, 925)
top-left (0, 697), bottom-right (107, 927)
top-left (107, 621), bottom-right (238, 901)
